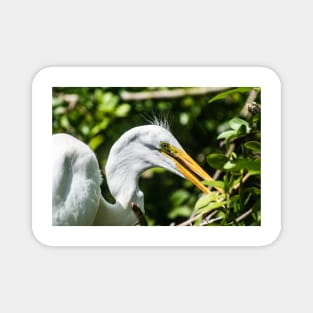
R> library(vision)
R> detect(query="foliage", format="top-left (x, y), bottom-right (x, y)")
top-left (53, 86), bottom-right (261, 226)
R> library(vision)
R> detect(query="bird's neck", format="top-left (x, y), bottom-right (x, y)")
top-left (105, 141), bottom-right (148, 212)
top-left (92, 155), bottom-right (145, 225)
top-left (93, 194), bottom-right (141, 226)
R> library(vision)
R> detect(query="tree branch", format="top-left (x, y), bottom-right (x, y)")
top-left (131, 202), bottom-right (148, 226)
top-left (234, 208), bottom-right (253, 223)
top-left (178, 172), bottom-right (251, 226)
top-left (200, 216), bottom-right (224, 226)
top-left (240, 87), bottom-right (260, 117)
top-left (177, 212), bottom-right (204, 226)
top-left (120, 87), bottom-right (230, 101)
top-left (227, 208), bottom-right (253, 225)
top-left (231, 173), bottom-right (251, 193)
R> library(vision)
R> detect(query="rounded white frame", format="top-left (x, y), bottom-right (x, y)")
top-left (32, 67), bottom-right (281, 246)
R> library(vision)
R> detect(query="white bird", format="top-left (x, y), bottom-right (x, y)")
top-left (53, 124), bottom-right (217, 226)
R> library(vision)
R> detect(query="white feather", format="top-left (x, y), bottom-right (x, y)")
top-left (53, 125), bottom-right (186, 226)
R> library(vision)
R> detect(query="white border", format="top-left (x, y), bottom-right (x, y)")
top-left (32, 67), bottom-right (281, 246)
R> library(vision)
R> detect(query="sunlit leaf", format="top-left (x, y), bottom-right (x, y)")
top-left (196, 201), bottom-right (227, 215)
top-left (90, 118), bottom-right (110, 136)
top-left (60, 116), bottom-right (70, 128)
top-left (217, 130), bottom-right (237, 140)
top-left (94, 89), bottom-right (104, 104)
top-left (115, 103), bottom-right (131, 117)
top-left (202, 180), bottom-right (225, 190)
top-left (224, 158), bottom-right (260, 174)
top-left (195, 192), bottom-right (220, 210)
top-left (53, 106), bottom-right (66, 115)
top-left (179, 112), bottom-right (189, 125)
top-left (208, 87), bottom-right (252, 103)
top-left (229, 117), bottom-right (251, 132)
top-left (80, 125), bottom-right (90, 136)
top-left (52, 97), bottom-right (64, 107)
top-left (168, 206), bottom-right (192, 219)
top-left (88, 135), bottom-right (104, 151)
top-left (98, 92), bottom-right (119, 112)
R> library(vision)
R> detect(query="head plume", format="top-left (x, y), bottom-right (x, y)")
top-left (142, 111), bottom-right (171, 131)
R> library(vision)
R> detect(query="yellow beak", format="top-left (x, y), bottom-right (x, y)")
top-left (160, 143), bottom-right (223, 194)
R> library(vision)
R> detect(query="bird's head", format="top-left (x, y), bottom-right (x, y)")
top-left (106, 125), bottom-right (215, 198)
top-left (142, 125), bottom-right (215, 194)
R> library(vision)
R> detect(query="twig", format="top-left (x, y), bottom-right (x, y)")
top-left (235, 208), bottom-right (253, 223)
top-left (177, 202), bottom-right (224, 226)
top-left (177, 212), bottom-right (204, 226)
top-left (200, 216), bottom-right (224, 226)
top-left (248, 103), bottom-right (261, 114)
top-left (231, 173), bottom-right (251, 192)
top-left (240, 87), bottom-right (259, 117)
top-left (120, 87), bottom-right (230, 101)
top-left (227, 208), bottom-right (253, 225)
top-left (54, 93), bottom-right (79, 108)
top-left (179, 172), bottom-right (251, 226)
top-left (131, 202), bottom-right (148, 226)
top-left (199, 210), bottom-right (218, 225)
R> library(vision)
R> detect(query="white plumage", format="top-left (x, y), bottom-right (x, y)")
top-left (53, 125), bottom-right (214, 226)
top-left (53, 133), bottom-right (102, 225)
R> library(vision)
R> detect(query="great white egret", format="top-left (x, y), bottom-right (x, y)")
top-left (53, 124), bottom-right (217, 226)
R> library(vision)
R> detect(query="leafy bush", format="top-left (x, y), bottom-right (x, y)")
top-left (53, 87), bottom-right (261, 226)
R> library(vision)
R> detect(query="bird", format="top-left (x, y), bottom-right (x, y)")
top-left (53, 123), bottom-right (218, 226)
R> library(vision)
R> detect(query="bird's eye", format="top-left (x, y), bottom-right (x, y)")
top-left (160, 141), bottom-right (170, 151)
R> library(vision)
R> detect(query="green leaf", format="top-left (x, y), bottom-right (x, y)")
top-left (208, 87), bottom-right (252, 103)
top-left (202, 180), bottom-right (225, 190)
top-left (223, 160), bottom-right (236, 170)
top-left (228, 175), bottom-right (243, 191)
top-left (224, 158), bottom-right (260, 174)
top-left (244, 141), bottom-right (261, 152)
top-left (88, 135), bottom-right (104, 151)
top-left (115, 103), bottom-right (131, 117)
top-left (53, 106), bottom-right (66, 115)
top-left (94, 89), bottom-right (104, 104)
top-left (170, 189), bottom-right (190, 207)
top-left (90, 118), bottom-right (110, 136)
top-left (206, 153), bottom-right (228, 170)
top-left (195, 192), bottom-right (220, 210)
top-left (244, 187), bottom-right (261, 195)
top-left (179, 112), bottom-right (190, 125)
top-left (52, 97), bottom-right (64, 107)
top-left (98, 92), bottom-right (118, 112)
top-left (168, 206), bottom-right (192, 219)
top-left (196, 201), bottom-right (227, 215)
top-left (229, 117), bottom-right (251, 132)
top-left (217, 130), bottom-right (237, 140)
top-left (60, 116), bottom-right (70, 129)
top-left (80, 125), bottom-right (90, 136)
